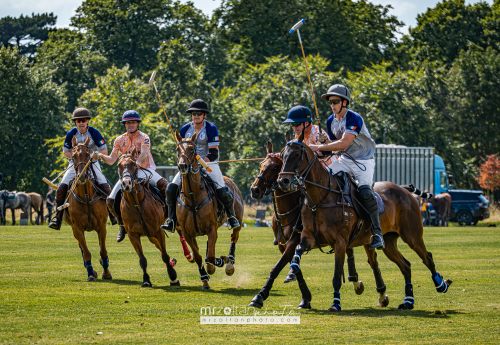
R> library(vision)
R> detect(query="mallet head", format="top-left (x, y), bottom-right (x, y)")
top-left (148, 70), bottom-right (157, 86)
top-left (289, 19), bottom-right (305, 33)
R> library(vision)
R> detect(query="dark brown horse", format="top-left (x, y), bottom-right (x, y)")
top-left (249, 138), bottom-right (386, 310)
top-left (277, 132), bottom-right (452, 311)
top-left (117, 149), bottom-right (179, 287)
top-left (63, 136), bottom-right (111, 282)
top-left (431, 193), bottom-right (451, 226)
top-left (175, 130), bottom-right (244, 290)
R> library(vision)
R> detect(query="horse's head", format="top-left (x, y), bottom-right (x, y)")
top-left (117, 148), bottom-right (138, 192)
top-left (71, 136), bottom-right (91, 184)
top-left (175, 130), bottom-right (198, 175)
top-left (278, 131), bottom-right (313, 192)
top-left (250, 141), bottom-right (283, 200)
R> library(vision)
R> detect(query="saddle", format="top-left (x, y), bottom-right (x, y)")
top-left (1, 190), bottom-right (16, 200)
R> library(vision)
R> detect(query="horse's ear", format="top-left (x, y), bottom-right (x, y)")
top-left (72, 136), bottom-right (77, 147)
top-left (298, 130), bottom-right (304, 143)
top-left (131, 147), bottom-right (137, 158)
top-left (191, 130), bottom-right (198, 142)
top-left (84, 135), bottom-right (90, 146)
top-left (266, 140), bottom-right (273, 154)
top-left (285, 131), bottom-right (291, 142)
top-left (175, 130), bottom-right (182, 143)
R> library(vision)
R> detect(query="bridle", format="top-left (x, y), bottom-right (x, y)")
top-left (72, 144), bottom-right (91, 183)
top-left (257, 153), bottom-right (283, 196)
top-left (178, 140), bottom-right (201, 175)
top-left (118, 154), bottom-right (139, 188)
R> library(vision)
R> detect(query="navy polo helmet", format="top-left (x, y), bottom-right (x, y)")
top-left (283, 105), bottom-right (313, 124)
top-left (121, 110), bottom-right (142, 123)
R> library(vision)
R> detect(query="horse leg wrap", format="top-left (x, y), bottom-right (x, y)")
top-left (214, 258), bottom-right (225, 267)
top-left (403, 283), bottom-right (415, 308)
top-left (347, 255), bottom-right (358, 282)
top-left (373, 268), bottom-right (386, 294)
top-left (199, 265), bottom-right (210, 282)
top-left (432, 272), bottom-right (449, 293)
top-left (179, 235), bottom-right (191, 257)
top-left (289, 252), bottom-right (301, 272)
top-left (100, 256), bottom-right (109, 270)
top-left (84, 260), bottom-right (94, 277)
top-left (331, 291), bottom-right (341, 311)
top-left (228, 242), bottom-right (236, 263)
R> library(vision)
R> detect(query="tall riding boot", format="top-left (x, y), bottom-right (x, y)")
top-left (99, 183), bottom-right (117, 225)
top-left (48, 183), bottom-right (69, 230)
top-left (160, 184), bottom-right (179, 233)
top-left (358, 185), bottom-right (385, 250)
top-left (216, 186), bottom-right (240, 229)
top-left (156, 178), bottom-right (169, 201)
top-left (107, 198), bottom-right (126, 242)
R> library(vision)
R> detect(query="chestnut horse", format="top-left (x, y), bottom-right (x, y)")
top-left (175, 130), bottom-right (244, 290)
top-left (63, 136), bottom-right (111, 282)
top-left (28, 192), bottom-right (44, 225)
top-left (277, 132), bottom-right (452, 311)
top-left (249, 138), bottom-right (386, 310)
top-left (117, 150), bottom-right (179, 287)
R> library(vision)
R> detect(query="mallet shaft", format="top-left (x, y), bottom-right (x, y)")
top-left (42, 163), bottom-right (74, 189)
top-left (208, 158), bottom-right (265, 164)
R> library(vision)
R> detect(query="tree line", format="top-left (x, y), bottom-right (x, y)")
top-left (1, 0), bottom-right (500, 197)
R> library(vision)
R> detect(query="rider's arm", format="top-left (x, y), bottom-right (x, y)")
top-left (309, 132), bottom-right (356, 152)
top-left (63, 151), bottom-right (72, 159)
top-left (97, 151), bottom-right (118, 165)
top-left (204, 146), bottom-right (218, 162)
top-left (137, 144), bottom-right (149, 166)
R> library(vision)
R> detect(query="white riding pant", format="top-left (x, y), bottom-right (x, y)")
top-left (326, 155), bottom-right (375, 187)
top-left (109, 168), bottom-right (164, 199)
top-left (60, 161), bottom-right (107, 185)
top-left (170, 163), bottom-right (226, 190)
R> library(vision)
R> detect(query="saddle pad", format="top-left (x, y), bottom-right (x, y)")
top-left (374, 192), bottom-right (385, 215)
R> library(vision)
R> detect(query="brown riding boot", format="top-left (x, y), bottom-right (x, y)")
top-left (100, 183), bottom-right (117, 225)
top-left (48, 183), bottom-right (69, 230)
top-left (156, 178), bottom-right (169, 200)
top-left (107, 198), bottom-right (126, 242)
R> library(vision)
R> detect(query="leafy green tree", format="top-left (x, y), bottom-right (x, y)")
top-left (0, 12), bottom-right (57, 58)
top-left (71, 0), bottom-right (208, 76)
top-left (0, 46), bottom-right (66, 192)
top-left (35, 29), bottom-right (108, 112)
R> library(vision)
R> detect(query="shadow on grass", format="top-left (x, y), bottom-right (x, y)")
top-left (302, 307), bottom-right (465, 318)
top-left (154, 285), bottom-right (266, 296)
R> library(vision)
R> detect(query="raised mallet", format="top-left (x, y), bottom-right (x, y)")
top-left (42, 163), bottom-right (74, 189)
top-left (290, 19), bottom-right (322, 132)
top-left (149, 70), bottom-right (178, 145)
top-left (57, 160), bottom-right (92, 211)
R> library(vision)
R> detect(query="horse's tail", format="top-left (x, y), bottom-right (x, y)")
top-left (40, 197), bottom-right (44, 225)
top-left (400, 184), bottom-right (433, 199)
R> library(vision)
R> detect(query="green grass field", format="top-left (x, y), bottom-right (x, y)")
top-left (1, 224), bottom-right (500, 344)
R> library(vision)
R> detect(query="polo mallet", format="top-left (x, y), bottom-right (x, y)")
top-left (290, 19), bottom-right (321, 132)
top-left (57, 160), bottom-right (92, 211)
top-left (42, 163), bottom-right (74, 189)
top-left (149, 70), bottom-right (178, 146)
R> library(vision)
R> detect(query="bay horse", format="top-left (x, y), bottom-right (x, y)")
top-left (249, 138), bottom-right (386, 310)
top-left (117, 149), bottom-right (179, 287)
top-left (175, 130), bottom-right (244, 290)
top-left (277, 132), bottom-right (452, 311)
top-left (63, 136), bottom-right (111, 282)
top-left (0, 191), bottom-right (31, 226)
top-left (27, 192), bottom-right (44, 225)
top-left (430, 193), bottom-right (451, 227)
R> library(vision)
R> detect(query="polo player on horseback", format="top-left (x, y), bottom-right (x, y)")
top-left (161, 99), bottom-right (240, 232)
top-left (97, 110), bottom-right (169, 243)
top-left (308, 84), bottom-right (385, 250)
top-left (48, 108), bottom-right (117, 230)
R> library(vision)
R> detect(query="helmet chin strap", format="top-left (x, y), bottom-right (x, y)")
top-left (336, 100), bottom-right (347, 115)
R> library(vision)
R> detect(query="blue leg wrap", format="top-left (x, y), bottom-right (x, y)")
top-left (290, 252), bottom-right (301, 271)
top-left (84, 260), bottom-right (94, 277)
top-left (403, 283), bottom-right (414, 308)
top-left (432, 272), bottom-right (448, 293)
top-left (100, 256), bottom-right (109, 270)
top-left (332, 291), bottom-right (341, 311)
top-left (214, 258), bottom-right (225, 267)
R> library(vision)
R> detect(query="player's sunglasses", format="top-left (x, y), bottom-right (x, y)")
top-left (329, 99), bottom-right (342, 105)
top-left (191, 111), bottom-right (205, 116)
top-left (291, 123), bottom-right (302, 127)
top-left (75, 118), bottom-right (88, 123)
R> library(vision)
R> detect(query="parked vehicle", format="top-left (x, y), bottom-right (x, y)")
top-left (448, 190), bottom-right (490, 225)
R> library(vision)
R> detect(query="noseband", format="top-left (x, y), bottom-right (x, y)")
top-left (118, 154), bottom-right (139, 187)
top-left (279, 141), bottom-right (317, 186)
top-left (257, 153), bottom-right (284, 196)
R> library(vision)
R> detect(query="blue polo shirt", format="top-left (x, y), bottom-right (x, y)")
top-left (180, 120), bottom-right (220, 160)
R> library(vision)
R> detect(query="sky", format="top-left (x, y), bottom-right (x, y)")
top-left (0, 0), bottom-right (494, 36)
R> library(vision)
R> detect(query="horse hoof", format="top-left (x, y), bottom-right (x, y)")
top-left (249, 295), bottom-right (264, 309)
top-left (170, 279), bottom-right (180, 286)
top-left (141, 282), bottom-right (152, 288)
top-left (377, 295), bottom-right (389, 307)
top-left (327, 306), bottom-right (340, 312)
top-left (284, 272), bottom-right (296, 283)
top-left (185, 253), bottom-right (195, 263)
top-left (445, 279), bottom-right (452, 288)
top-left (169, 258), bottom-right (177, 268)
top-left (225, 263), bottom-right (235, 276)
top-left (398, 302), bottom-right (414, 310)
top-left (207, 264), bottom-right (216, 275)
top-left (202, 286), bottom-right (211, 290)
top-left (102, 273), bottom-right (112, 280)
top-left (87, 276), bottom-right (96, 282)
top-left (298, 300), bottom-right (311, 309)
top-left (354, 281), bottom-right (364, 295)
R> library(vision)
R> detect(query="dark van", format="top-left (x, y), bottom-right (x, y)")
top-left (448, 190), bottom-right (490, 225)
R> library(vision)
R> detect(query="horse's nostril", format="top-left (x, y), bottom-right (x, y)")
top-left (282, 178), bottom-right (290, 185)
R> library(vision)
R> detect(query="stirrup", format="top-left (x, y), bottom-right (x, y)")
top-left (48, 215), bottom-right (62, 230)
top-left (369, 234), bottom-right (385, 250)
top-left (227, 216), bottom-right (240, 229)
top-left (161, 219), bottom-right (176, 233)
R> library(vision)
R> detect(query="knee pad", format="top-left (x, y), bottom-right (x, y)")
top-left (359, 185), bottom-right (375, 202)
